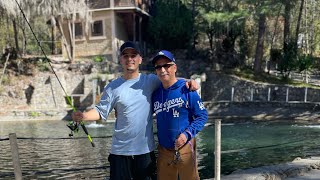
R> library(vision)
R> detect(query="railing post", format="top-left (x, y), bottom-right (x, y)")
top-left (304, 87), bottom-right (308, 102)
top-left (250, 89), bottom-right (254, 101)
top-left (286, 88), bottom-right (289, 102)
top-left (268, 87), bottom-right (271, 101)
top-left (92, 79), bottom-right (97, 105)
top-left (9, 133), bottom-right (22, 180)
top-left (215, 119), bottom-right (221, 180)
top-left (231, 87), bottom-right (234, 102)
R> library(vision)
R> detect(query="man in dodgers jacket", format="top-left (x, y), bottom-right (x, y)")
top-left (152, 50), bottom-right (208, 180)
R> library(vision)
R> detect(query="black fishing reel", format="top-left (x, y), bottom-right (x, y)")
top-left (67, 121), bottom-right (79, 137)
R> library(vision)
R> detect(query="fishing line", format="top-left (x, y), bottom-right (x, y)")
top-left (13, 0), bottom-right (95, 147)
top-left (0, 136), bottom-right (112, 141)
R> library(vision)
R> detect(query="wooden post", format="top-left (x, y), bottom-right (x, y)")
top-left (215, 119), bottom-right (221, 180)
top-left (9, 133), bottom-right (22, 180)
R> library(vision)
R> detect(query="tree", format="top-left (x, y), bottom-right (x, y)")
top-left (147, 0), bottom-right (193, 50)
top-left (253, 13), bottom-right (266, 74)
top-left (250, 0), bottom-right (282, 74)
top-left (198, 8), bottom-right (248, 67)
top-left (0, 0), bottom-right (90, 61)
top-left (293, 0), bottom-right (304, 54)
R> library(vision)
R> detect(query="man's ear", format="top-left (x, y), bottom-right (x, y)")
top-left (139, 57), bottom-right (143, 64)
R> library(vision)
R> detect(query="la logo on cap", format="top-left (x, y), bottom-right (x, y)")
top-left (158, 51), bottom-right (165, 55)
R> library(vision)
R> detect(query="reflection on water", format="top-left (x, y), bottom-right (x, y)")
top-left (2, 120), bottom-right (320, 179)
top-left (0, 120), bottom-right (113, 179)
top-left (196, 122), bottom-right (320, 178)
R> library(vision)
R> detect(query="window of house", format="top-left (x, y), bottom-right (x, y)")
top-left (91, 20), bottom-right (104, 37)
top-left (75, 22), bottom-right (83, 39)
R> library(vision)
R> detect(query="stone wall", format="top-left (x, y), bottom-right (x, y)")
top-left (0, 70), bottom-right (115, 121)
top-left (2, 69), bottom-right (320, 121)
top-left (205, 101), bottom-right (320, 123)
top-left (26, 72), bottom-right (95, 110)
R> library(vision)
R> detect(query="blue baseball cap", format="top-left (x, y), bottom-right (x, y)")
top-left (152, 50), bottom-right (176, 64)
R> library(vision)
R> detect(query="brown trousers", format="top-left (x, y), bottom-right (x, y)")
top-left (157, 138), bottom-right (199, 180)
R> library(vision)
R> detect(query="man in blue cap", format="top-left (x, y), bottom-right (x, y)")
top-left (152, 50), bottom-right (208, 180)
top-left (72, 42), bottom-right (199, 180)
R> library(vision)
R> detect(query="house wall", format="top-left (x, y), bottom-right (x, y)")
top-left (62, 11), bottom-right (113, 59)
top-left (61, 9), bottom-right (149, 61)
top-left (114, 14), bottom-right (129, 53)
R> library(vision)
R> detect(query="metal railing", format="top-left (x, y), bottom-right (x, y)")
top-left (205, 86), bottom-right (320, 103)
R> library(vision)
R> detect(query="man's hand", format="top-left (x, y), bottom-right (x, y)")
top-left (175, 133), bottom-right (187, 150)
top-left (185, 79), bottom-right (199, 91)
top-left (72, 111), bottom-right (84, 122)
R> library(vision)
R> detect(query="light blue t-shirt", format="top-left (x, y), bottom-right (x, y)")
top-left (95, 73), bottom-right (160, 155)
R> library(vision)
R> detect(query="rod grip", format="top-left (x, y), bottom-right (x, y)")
top-left (81, 123), bottom-right (95, 147)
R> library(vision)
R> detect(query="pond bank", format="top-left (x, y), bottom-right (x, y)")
top-left (206, 101), bottom-right (320, 124)
top-left (1, 102), bottom-right (320, 123)
top-left (0, 108), bottom-right (116, 121)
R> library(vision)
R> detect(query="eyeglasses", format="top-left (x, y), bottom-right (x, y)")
top-left (154, 63), bottom-right (175, 70)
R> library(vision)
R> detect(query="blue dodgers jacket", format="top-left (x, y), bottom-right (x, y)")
top-left (152, 79), bottom-right (208, 149)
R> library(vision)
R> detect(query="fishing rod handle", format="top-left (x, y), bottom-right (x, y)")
top-left (80, 123), bottom-right (95, 147)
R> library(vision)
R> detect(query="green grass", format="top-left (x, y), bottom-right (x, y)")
top-left (29, 111), bottom-right (40, 117)
top-left (0, 75), bottom-right (10, 85)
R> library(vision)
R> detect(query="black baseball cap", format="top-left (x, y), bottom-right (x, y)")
top-left (120, 41), bottom-right (141, 55)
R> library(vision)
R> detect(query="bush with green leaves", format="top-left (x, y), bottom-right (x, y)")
top-left (93, 55), bottom-right (103, 63)
top-left (296, 54), bottom-right (314, 72)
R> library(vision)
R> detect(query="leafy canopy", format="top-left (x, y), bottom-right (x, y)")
top-left (147, 1), bottom-right (193, 50)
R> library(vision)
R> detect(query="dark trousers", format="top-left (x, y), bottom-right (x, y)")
top-left (108, 151), bottom-right (157, 180)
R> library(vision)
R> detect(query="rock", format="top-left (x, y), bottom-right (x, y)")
top-left (222, 156), bottom-right (320, 180)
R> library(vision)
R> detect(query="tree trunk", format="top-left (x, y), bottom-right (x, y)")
top-left (50, 4), bottom-right (56, 55)
top-left (254, 13), bottom-right (266, 74)
top-left (268, 4), bottom-right (282, 74)
top-left (270, 4), bottom-right (282, 50)
top-left (6, 14), bottom-right (11, 44)
top-left (309, 0), bottom-right (315, 55)
top-left (207, 31), bottom-right (213, 51)
top-left (51, 24), bottom-right (56, 55)
top-left (56, 17), bottom-right (73, 61)
top-left (294, 0), bottom-right (304, 53)
top-left (21, 26), bottom-right (27, 56)
top-left (12, 19), bottom-right (20, 53)
top-left (283, 0), bottom-right (291, 53)
top-left (191, 0), bottom-right (196, 54)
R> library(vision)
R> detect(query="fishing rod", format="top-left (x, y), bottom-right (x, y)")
top-left (14, 0), bottom-right (95, 147)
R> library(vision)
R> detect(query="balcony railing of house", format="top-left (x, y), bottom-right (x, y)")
top-left (87, 0), bottom-right (151, 13)
top-left (115, 0), bottom-right (151, 13)
top-left (87, 0), bottom-right (110, 9)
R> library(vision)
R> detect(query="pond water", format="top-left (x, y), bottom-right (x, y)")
top-left (1, 120), bottom-right (320, 179)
